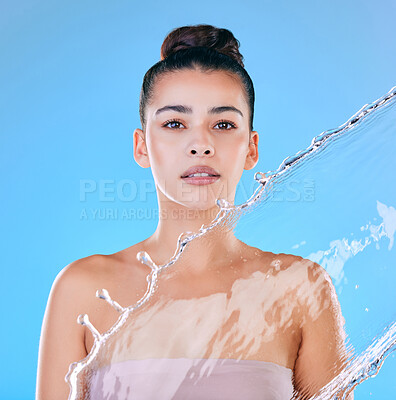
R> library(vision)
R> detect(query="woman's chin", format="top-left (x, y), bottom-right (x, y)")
top-left (175, 199), bottom-right (223, 215)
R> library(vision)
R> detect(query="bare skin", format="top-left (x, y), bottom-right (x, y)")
top-left (36, 69), bottom-right (354, 399)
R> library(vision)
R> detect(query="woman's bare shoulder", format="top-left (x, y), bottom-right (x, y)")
top-left (55, 253), bottom-right (107, 281)
top-left (252, 249), bottom-right (332, 293)
top-left (250, 248), bottom-right (314, 270)
top-left (56, 247), bottom-right (145, 286)
top-left (272, 252), bottom-right (329, 278)
top-left (49, 252), bottom-right (135, 312)
top-left (60, 247), bottom-right (150, 307)
top-left (271, 254), bottom-right (340, 321)
top-left (37, 254), bottom-right (111, 399)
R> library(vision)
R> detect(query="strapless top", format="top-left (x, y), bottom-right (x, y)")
top-left (89, 358), bottom-right (294, 399)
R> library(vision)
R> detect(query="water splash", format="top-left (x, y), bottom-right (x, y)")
top-left (313, 321), bottom-right (396, 399)
top-left (307, 200), bottom-right (395, 286)
top-left (66, 86), bottom-right (396, 399)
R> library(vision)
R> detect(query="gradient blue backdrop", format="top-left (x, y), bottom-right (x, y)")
top-left (1, 0), bottom-right (395, 398)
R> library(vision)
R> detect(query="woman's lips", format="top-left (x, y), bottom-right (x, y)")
top-left (181, 175), bottom-right (220, 185)
top-left (181, 165), bottom-right (220, 177)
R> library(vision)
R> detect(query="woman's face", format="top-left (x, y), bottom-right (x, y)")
top-left (134, 68), bottom-right (259, 210)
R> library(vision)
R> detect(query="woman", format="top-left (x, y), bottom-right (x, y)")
top-left (36, 24), bottom-right (354, 399)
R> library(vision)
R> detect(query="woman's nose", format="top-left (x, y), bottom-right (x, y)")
top-left (188, 130), bottom-right (215, 156)
top-left (189, 145), bottom-right (214, 156)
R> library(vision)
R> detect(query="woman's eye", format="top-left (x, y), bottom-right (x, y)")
top-left (162, 120), bottom-right (236, 130)
top-left (163, 120), bottom-right (185, 129)
top-left (214, 121), bottom-right (237, 130)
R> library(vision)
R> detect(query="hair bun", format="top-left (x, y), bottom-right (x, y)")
top-left (160, 24), bottom-right (244, 68)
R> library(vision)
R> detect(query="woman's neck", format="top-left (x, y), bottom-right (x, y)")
top-left (140, 191), bottom-right (242, 273)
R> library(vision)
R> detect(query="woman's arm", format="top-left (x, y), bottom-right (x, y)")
top-left (36, 259), bottom-right (93, 400)
top-left (293, 262), bottom-right (354, 400)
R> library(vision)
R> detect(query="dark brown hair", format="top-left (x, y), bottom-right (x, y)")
top-left (139, 24), bottom-right (255, 133)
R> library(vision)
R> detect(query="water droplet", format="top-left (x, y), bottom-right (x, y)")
top-left (96, 288), bottom-right (110, 300)
top-left (254, 171), bottom-right (267, 183)
top-left (178, 231), bottom-right (193, 244)
top-left (77, 313), bottom-right (101, 340)
top-left (271, 259), bottom-right (281, 271)
top-left (137, 251), bottom-right (158, 270)
top-left (77, 314), bottom-right (88, 326)
top-left (96, 289), bottom-right (125, 313)
top-left (216, 198), bottom-right (230, 209)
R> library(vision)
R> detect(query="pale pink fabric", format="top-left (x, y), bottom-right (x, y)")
top-left (89, 358), bottom-right (294, 399)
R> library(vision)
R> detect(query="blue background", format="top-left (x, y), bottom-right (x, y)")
top-left (1, 0), bottom-right (395, 398)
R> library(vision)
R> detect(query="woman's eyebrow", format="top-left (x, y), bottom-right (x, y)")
top-left (155, 105), bottom-right (243, 117)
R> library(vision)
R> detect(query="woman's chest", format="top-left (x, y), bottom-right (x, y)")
top-left (85, 265), bottom-right (302, 370)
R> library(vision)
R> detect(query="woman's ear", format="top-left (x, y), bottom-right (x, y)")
top-left (244, 130), bottom-right (259, 170)
top-left (133, 128), bottom-right (150, 168)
